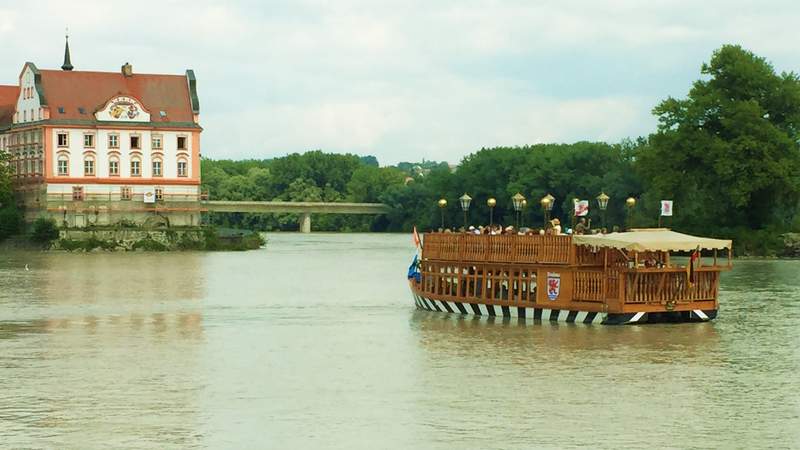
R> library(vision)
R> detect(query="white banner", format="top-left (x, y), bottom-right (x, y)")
top-left (660, 200), bottom-right (673, 216)
top-left (143, 189), bottom-right (156, 204)
top-left (574, 200), bottom-right (589, 217)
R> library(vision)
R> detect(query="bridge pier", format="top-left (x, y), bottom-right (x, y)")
top-left (300, 212), bottom-right (311, 233)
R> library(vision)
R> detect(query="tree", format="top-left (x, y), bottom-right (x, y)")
top-left (347, 165), bottom-right (405, 203)
top-left (637, 45), bottom-right (800, 231)
top-left (0, 147), bottom-right (21, 241)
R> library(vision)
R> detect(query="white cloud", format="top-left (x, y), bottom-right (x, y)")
top-left (1, 0), bottom-right (799, 164)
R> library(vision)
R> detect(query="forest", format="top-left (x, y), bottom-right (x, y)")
top-left (2, 45), bottom-right (800, 255)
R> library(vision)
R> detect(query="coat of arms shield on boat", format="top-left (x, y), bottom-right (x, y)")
top-left (547, 272), bottom-right (561, 301)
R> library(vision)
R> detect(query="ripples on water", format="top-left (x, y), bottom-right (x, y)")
top-left (1, 234), bottom-right (799, 449)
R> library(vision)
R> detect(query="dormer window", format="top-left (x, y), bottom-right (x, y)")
top-left (58, 106), bottom-right (65, 114)
top-left (78, 107), bottom-right (86, 114)
top-left (159, 111), bottom-right (167, 118)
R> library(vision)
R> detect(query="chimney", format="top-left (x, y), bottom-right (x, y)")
top-left (121, 62), bottom-right (133, 77)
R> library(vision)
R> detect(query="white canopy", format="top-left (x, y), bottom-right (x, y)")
top-left (572, 228), bottom-right (732, 252)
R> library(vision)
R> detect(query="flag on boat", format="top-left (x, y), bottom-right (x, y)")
top-left (412, 225), bottom-right (421, 248)
top-left (686, 246), bottom-right (700, 286)
top-left (574, 200), bottom-right (589, 217)
top-left (661, 200), bottom-right (673, 216)
top-left (407, 254), bottom-right (421, 282)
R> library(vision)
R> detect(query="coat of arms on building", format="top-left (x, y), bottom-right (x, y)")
top-left (547, 272), bottom-right (561, 301)
top-left (96, 95), bottom-right (150, 122)
top-left (109, 100), bottom-right (139, 119)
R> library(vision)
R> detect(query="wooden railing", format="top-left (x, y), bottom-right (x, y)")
top-left (574, 270), bottom-right (605, 302)
top-left (621, 268), bottom-right (719, 305)
top-left (423, 233), bottom-right (572, 265)
top-left (418, 260), bottom-right (537, 304)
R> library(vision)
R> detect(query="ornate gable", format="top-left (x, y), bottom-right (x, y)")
top-left (95, 95), bottom-right (151, 122)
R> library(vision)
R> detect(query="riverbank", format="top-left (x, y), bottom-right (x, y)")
top-left (0, 226), bottom-right (265, 252)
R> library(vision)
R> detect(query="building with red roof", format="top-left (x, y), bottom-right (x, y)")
top-left (0, 37), bottom-right (203, 227)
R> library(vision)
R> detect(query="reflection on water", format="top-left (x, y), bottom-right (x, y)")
top-left (411, 310), bottom-right (721, 358)
top-left (1, 237), bottom-right (799, 449)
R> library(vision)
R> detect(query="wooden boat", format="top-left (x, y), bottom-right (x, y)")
top-left (408, 228), bottom-right (732, 324)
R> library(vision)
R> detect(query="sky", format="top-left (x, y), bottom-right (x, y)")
top-left (1, 0), bottom-right (799, 165)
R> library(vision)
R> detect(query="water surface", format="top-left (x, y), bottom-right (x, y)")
top-left (1, 234), bottom-right (798, 448)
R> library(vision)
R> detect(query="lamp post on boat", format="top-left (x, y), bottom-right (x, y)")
top-left (438, 198), bottom-right (447, 229)
top-left (512, 193), bottom-right (526, 229)
top-left (487, 197), bottom-right (497, 227)
top-left (625, 196), bottom-right (636, 231)
top-left (596, 192), bottom-right (609, 230)
top-left (459, 193), bottom-right (472, 229)
top-left (540, 194), bottom-right (554, 228)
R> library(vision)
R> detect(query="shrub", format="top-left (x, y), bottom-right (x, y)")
top-left (30, 217), bottom-right (60, 244)
top-left (131, 236), bottom-right (168, 251)
top-left (0, 207), bottom-right (22, 241)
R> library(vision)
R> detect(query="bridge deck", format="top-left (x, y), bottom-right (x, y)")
top-left (203, 201), bottom-right (391, 215)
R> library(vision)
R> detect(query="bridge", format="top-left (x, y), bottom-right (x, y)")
top-left (203, 201), bottom-right (392, 233)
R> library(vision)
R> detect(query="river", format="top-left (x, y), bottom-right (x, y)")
top-left (1, 233), bottom-right (798, 449)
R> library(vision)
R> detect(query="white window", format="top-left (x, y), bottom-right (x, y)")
top-left (155, 187), bottom-right (163, 201)
top-left (84, 157), bottom-right (95, 176)
top-left (152, 135), bottom-right (162, 150)
top-left (57, 157), bottom-right (69, 176)
top-left (131, 159), bottom-right (141, 176)
top-left (109, 158), bottom-right (120, 176)
top-left (177, 160), bottom-right (188, 177)
top-left (152, 159), bottom-right (162, 177)
top-left (121, 186), bottom-right (132, 200)
top-left (57, 132), bottom-right (68, 147)
top-left (84, 134), bottom-right (95, 148)
top-left (108, 134), bottom-right (119, 149)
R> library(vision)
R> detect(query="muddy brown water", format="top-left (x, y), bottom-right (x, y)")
top-left (1, 234), bottom-right (798, 448)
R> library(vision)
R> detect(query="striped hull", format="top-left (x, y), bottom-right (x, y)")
top-left (410, 292), bottom-right (716, 325)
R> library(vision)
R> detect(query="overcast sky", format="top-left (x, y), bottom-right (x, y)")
top-left (1, 1), bottom-right (799, 165)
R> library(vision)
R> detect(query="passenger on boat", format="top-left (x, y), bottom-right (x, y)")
top-left (551, 219), bottom-right (562, 235)
top-left (574, 218), bottom-right (588, 235)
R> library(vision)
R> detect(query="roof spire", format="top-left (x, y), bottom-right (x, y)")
top-left (61, 28), bottom-right (73, 71)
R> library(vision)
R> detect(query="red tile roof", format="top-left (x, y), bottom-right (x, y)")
top-left (0, 85), bottom-right (20, 128)
top-left (38, 69), bottom-right (195, 123)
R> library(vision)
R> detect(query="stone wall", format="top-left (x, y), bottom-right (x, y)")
top-left (54, 228), bottom-right (207, 251)
top-left (782, 233), bottom-right (800, 257)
